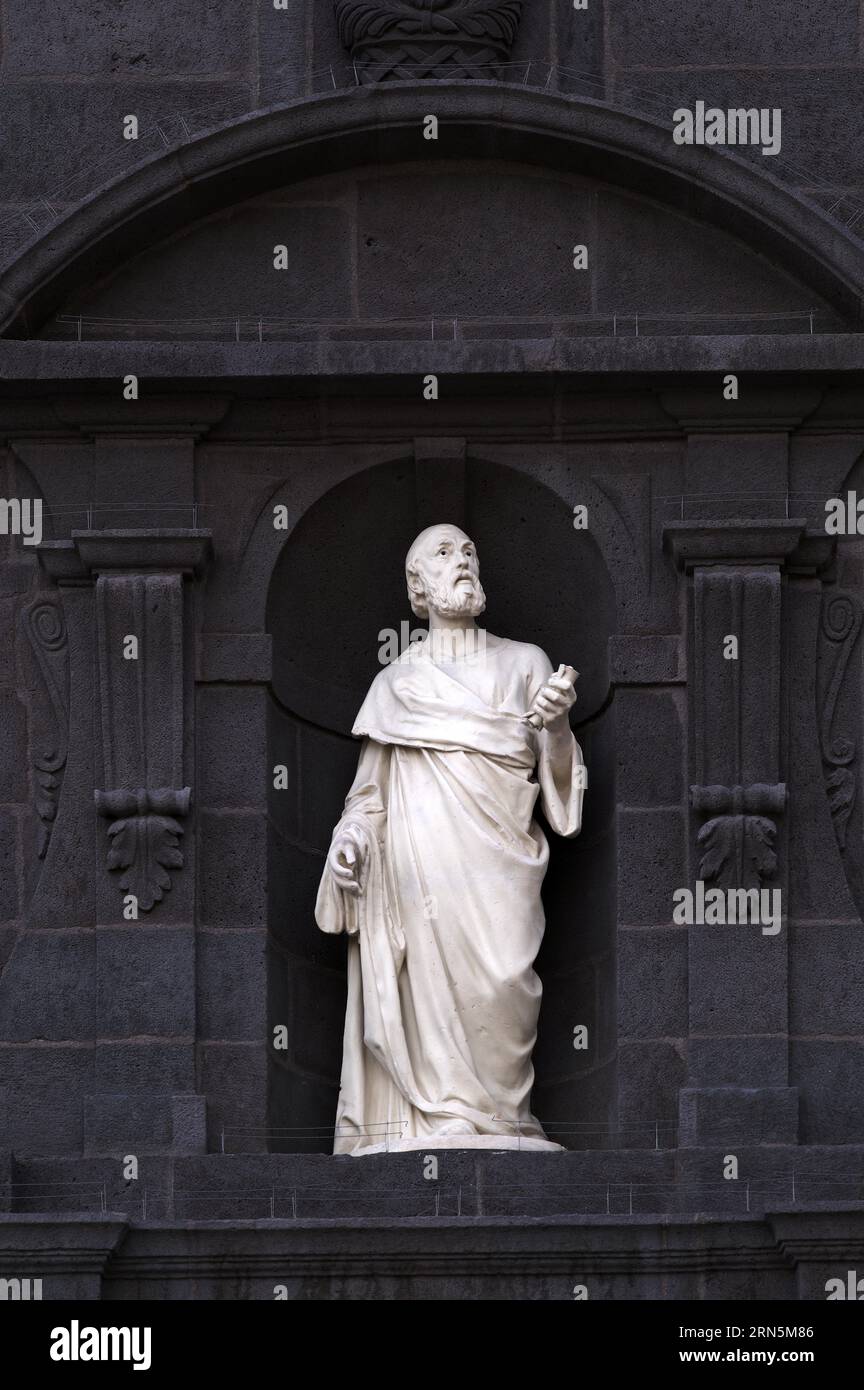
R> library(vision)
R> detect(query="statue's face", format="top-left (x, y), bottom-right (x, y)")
top-left (412, 525), bottom-right (486, 619)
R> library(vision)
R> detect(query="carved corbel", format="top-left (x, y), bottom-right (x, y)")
top-left (94, 569), bottom-right (191, 911)
top-left (665, 521), bottom-right (805, 888)
top-left (43, 530), bottom-right (212, 914)
top-left (690, 783), bottom-right (786, 889)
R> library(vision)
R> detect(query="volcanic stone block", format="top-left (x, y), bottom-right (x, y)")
top-left (554, 0), bottom-right (604, 82)
top-left (88, 437), bottom-right (195, 524)
top-left (617, 1041), bottom-right (687, 1148)
top-left (0, 931), bottom-right (94, 1041)
top-left (617, 808), bottom-right (686, 925)
top-left (78, 204), bottom-right (353, 322)
top-left (791, 1042), bottom-right (864, 1144)
top-left (197, 633), bottom-right (272, 684)
top-left (94, 1043), bottom-right (196, 1093)
top-left (200, 1043), bottom-right (267, 1150)
top-left (0, 690), bottom-right (27, 802)
top-left (679, 1086), bottom-right (799, 1147)
top-left (0, 81), bottom-right (247, 201)
top-left (618, 928), bottom-right (687, 1039)
top-left (0, 813), bottom-right (19, 923)
top-left (626, 69), bottom-right (864, 190)
top-left (607, 0), bottom-right (858, 67)
top-left (171, 1095), bottom-right (206, 1154)
top-left (200, 811), bottom-right (267, 927)
top-left (688, 927), bottom-right (787, 1035)
top-left (0, 598), bottom-right (20, 669)
top-left (198, 687), bottom-right (267, 808)
top-left (357, 171), bottom-right (595, 321)
top-left (509, 0), bottom-right (554, 68)
top-left (84, 1094), bottom-right (174, 1153)
top-left (96, 927), bottom-right (195, 1037)
top-left (0, 1046), bottom-right (94, 1155)
top-left (3, 0), bottom-right (255, 77)
top-left (595, 192), bottom-right (825, 318)
top-left (685, 433), bottom-right (788, 520)
top-left (197, 929), bottom-right (267, 1041)
top-left (12, 1155), bottom-right (174, 1220)
top-left (0, 1151), bottom-right (10, 1211)
top-left (615, 690), bottom-right (683, 806)
top-left (0, 927), bottom-right (17, 974)
top-left (789, 923), bottom-right (864, 1034)
top-left (688, 1036), bottom-right (788, 1089)
top-left (609, 635), bottom-right (683, 685)
top-left (257, 0), bottom-right (315, 102)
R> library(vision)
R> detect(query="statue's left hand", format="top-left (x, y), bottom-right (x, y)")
top-left (531, 670), bottom-right (578, 733)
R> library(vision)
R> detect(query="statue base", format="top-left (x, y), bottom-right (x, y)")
top-left (346, 1136), bottom-right (565, 1155)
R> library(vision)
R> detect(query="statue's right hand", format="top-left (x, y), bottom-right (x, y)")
top-left (328, 831), bottom-right (365, 897)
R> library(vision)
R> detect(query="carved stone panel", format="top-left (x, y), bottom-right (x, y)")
top-left (21, 597), bottom-right (69, 860)
top-left (333, 0), bottom-right (523, 82)
top-left (94, 572), bottom-right (190, 912)
top-left (819, 591), bottom-right (862, 856)
top-left (39, 529), bottom-right (212, 916)
top-left (666, 522), bottom-right (804, 885)
top-left (665, 520), bottom-right (804, 1145)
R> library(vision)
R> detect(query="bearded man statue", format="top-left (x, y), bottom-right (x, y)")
top-left (315, 523), bottom-right (586, 1153)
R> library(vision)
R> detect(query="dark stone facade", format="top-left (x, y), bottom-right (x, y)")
top-left (1, 1), bottom-right (864, 1300)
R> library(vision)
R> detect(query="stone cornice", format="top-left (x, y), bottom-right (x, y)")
top-left (5, 337), bottom-right (864, 386)
top-left (663, 519), bottom-right (808, 570)
top-left (38, 530), bottom-right (213, 583)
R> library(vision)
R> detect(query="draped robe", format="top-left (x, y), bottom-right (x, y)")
top-left (315, 633), bottom-right (585, 1154)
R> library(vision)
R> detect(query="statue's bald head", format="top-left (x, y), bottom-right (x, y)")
top-left (405, 523), bottom-right (486, 620)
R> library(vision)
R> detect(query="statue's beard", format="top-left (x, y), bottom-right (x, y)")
top-left (425, 574), bottom-right (486, 619)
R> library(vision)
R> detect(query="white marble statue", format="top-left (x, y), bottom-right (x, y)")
top-left (315, 523), bottom-right (586, 1154)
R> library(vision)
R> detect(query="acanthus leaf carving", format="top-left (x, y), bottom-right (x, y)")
top-left (697, 813), bottom-right (778, 889)
top-left (95, 787), bottom-right (191, 913)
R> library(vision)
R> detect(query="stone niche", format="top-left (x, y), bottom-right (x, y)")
top-left (264, 453), bottom-right (617, 1150)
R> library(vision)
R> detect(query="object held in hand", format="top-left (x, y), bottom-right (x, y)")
top-left (522, 664), bottom-right (579, 730)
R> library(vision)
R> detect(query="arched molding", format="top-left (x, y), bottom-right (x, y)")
top-left (1, 83), bottom-right (863, 336)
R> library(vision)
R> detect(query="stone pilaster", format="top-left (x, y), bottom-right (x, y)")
top-left (664, 520), bottom-right (805, 1146)
top-left (39, 530), bottom-right (211, 1156)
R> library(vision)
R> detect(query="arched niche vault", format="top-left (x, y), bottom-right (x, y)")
top-left (1, 84), bottom-right (863, 336)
